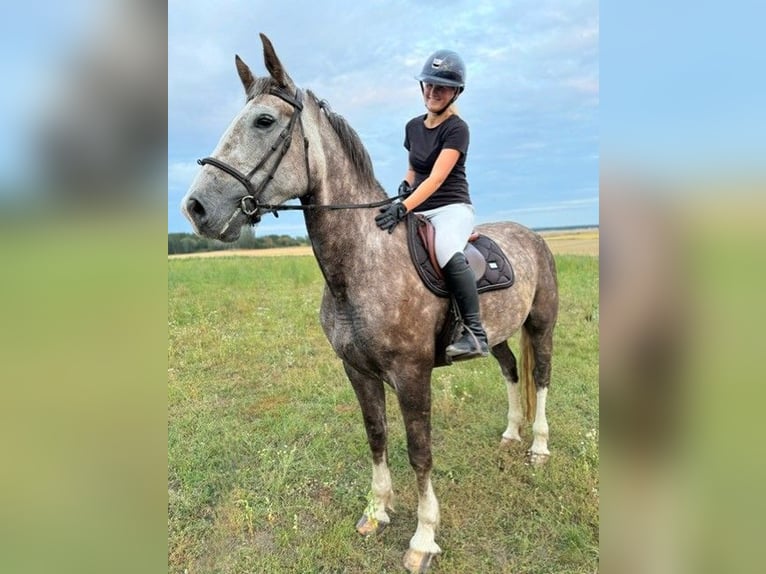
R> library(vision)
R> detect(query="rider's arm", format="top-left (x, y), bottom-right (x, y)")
top-left (402, 148), bottom-right (461, 212)
top-left (404, 165), bottom-right (416, 188)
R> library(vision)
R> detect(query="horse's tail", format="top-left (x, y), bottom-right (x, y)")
top-left (520, 325), bottom-right (537, 423)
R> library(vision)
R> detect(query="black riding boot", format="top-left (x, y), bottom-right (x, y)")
top-left (443, 253), bottom-right (489, 360)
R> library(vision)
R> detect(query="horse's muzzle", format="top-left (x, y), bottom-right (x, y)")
top-left (185, 197), bottom-right (207, 223)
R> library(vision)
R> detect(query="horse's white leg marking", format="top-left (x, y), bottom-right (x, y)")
top-left (529, 387), bottom-right (550, 456)
top-left (408, 476), bottom-right (442, 555)
top-left (357, 459), bottom-right (393, 536)
top-left (502, 380), bottom-right (524, 443)
top-left (370, 459), bottom-right (394, 523)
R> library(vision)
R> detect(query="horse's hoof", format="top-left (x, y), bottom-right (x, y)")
top-left (403, 548), bottom-right (436, 573)
top-left (355, 514), bottom-right (387, 537)
top-left (526, 450), bottom-right (550, 466)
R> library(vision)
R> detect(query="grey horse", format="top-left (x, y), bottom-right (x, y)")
top-left (181, 33), bottom-right (558, 573)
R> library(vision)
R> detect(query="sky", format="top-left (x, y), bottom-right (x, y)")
top-left (168, 0), bottom-right (599, 236)
top-left (0, 1), bottom-right (762, 228)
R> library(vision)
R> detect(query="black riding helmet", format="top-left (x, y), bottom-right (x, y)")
top-left (415, 50), bottom-right (465, 114)
top-left (415, 49), bottom-right (466, 93)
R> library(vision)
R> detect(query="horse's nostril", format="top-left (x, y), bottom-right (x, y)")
top-left (187, 197), bottom-right (206, 218)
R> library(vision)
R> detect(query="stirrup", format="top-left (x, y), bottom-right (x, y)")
top-left (446, 330), bottom-right (489, 360)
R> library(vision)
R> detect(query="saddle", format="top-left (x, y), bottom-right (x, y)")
top-left (406, 213), bottom-right (515, 367)
top-left (406, 214), bottom-right (515, 298)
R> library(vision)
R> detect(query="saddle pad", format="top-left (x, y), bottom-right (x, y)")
top-left (407, 214), bottom-right (515, 298)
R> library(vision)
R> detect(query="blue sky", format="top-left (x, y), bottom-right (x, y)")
top-left (168, 0), bottom-right (599, 236)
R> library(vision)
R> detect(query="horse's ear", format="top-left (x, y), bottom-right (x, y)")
top-left (259, 33), bottom-right (295, 90)
top-left (235, 55), bottom-right (256, 94)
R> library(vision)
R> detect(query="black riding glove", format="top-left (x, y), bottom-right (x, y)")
top-left (375, 202), bottom-right (408, 234)
top-left (398, 180), bottom-right (413, 198)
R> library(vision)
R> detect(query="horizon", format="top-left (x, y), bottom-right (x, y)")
top-left (168, 221), bottom-right (600, 240)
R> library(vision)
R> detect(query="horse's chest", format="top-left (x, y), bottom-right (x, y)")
top-left (319, 296), bottom-right (386, 364)
top-left (322, 303), bottom-right (368, 348)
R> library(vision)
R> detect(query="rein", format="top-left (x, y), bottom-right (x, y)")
top-left (197, 87), bottom-right (405, 236)
top-left (254, 194), bottom-right (407, 214)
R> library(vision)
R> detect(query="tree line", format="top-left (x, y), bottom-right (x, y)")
top-left (169, 228), bottom-right (309, 254)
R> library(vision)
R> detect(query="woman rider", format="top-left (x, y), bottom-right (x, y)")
top-left (375, 49), bottom-right (488, 360)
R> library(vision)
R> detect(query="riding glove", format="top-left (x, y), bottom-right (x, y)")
top-left (375, 202), bottom-right (408, 233)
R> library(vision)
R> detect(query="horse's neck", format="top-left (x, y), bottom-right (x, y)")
top-left (302, 147), bottom-right (396, 294)
top-left (310, 133), bottom-right (387, 210)
top-left (303, 178), bottom-right (384, 268)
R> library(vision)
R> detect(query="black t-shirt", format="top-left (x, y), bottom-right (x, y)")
top-left (404, 114), bottom-right (471, 212)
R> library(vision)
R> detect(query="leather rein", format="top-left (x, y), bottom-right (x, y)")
top-left (197, 87), bottom-right (405, 236)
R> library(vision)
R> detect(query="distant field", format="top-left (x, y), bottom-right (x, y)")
top-left (168, 227), bottom-right (599, 259)
top-left (539, 228), bottom-right (599, 256)
top-left (168, 248), bottom-right (599, 573)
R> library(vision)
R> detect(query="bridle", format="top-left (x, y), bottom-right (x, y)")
top-left (197, 87), bottom-right (406, 237)
top-left (197, 86), bottom-right (311, 235)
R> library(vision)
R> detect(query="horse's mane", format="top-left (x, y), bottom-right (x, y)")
top-left (306, 89), bottom-right (380, 190)
top-left (246, 79), bottom-right (380, 190)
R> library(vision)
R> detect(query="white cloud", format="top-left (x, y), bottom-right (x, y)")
top-left (499, 196), bottom-right (599, 216)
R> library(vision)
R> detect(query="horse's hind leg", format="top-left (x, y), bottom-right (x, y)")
top-left (528, 248), bottom-right (559, 463)
top-left (491, 341), bottom-right (524, 446)
top-left (343, 362), bottom-right (393, 535)
top-left (522, 318), bottom-right (556, 464)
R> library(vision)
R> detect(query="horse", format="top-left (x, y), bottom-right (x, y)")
top-left (181, 33), bottom-right (558, 573)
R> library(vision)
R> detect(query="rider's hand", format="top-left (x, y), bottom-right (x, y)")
top-left (398, 180), bottom-right (413, 198)
top-left (375, 202), bottom-right (408, 234)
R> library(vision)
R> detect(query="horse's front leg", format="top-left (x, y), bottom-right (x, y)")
top-left (344, 362), bottom-right (394, 535)
top-left (396, 370), bottom-right (441, 573)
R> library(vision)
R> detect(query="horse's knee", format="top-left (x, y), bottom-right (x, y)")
top-left (366, 420), bottom-right (386, 441)
top-left (407, 447), bottom-right (433, 476)
top-left (367, 425), bottom-right (387, 458)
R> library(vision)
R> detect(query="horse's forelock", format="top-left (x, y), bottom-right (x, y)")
top-left (245, 77), bottom-right (277, 101)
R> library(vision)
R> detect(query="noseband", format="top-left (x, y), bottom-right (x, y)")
top-left (197, 87), bottom-right (311, 233)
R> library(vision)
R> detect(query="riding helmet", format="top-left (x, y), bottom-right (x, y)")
top-left (415, 50), bottom-right (466, 93)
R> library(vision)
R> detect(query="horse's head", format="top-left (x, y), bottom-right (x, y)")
top-left (181, 34), bottom-right (312, 241)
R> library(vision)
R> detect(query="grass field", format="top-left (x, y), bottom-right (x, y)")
top-left (168, 244), bottom-right (599, 573)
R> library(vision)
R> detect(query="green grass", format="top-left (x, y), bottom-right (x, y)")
top-left (168, 254), bottom-right (598, 573)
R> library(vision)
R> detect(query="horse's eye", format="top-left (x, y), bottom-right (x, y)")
top-left (254, 115), bottom-right (276, 128)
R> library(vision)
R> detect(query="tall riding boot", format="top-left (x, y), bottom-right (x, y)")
top-left (443, 253), bottom-right (489, 360)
